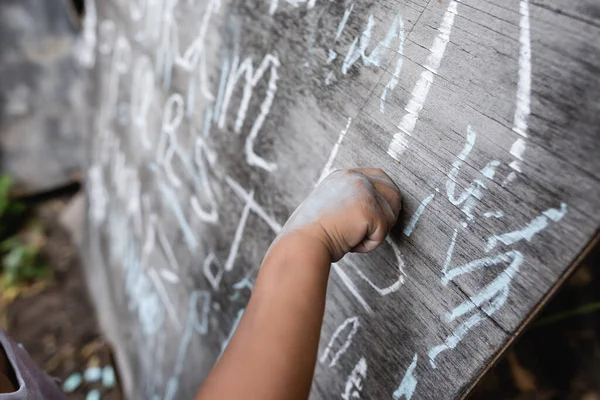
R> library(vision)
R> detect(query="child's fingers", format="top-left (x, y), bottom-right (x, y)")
top-left (372, 180), bottom-right (401, 219)
top-left (353, 168), bottom-right (394, 184)
top-left (352, 216), bottom-right (389, 253)
top-left (358, 172), bottom-right (401, 221)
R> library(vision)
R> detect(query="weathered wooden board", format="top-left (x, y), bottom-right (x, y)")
top-left (82, 0), bottom-right (600, 399)
top-left (0, 0), bottom-right (87, 192)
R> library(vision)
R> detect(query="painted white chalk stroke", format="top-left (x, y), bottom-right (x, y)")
top-left (335, 3), bottom-right (355, 42)
top-left (218, 53), bottom-right (281, 171)
top-left (155, 220), bottom-right (181, 273)
top-left (179, 0), bottom-right (220, 101)
top-left (225, 176), bottom-right (283, 234)
top-left (442, 250), bottom-right (524, 319)
top-left (441, 228), bottom-right (459, 276)
top-left (203, 252), bottom-right (224, 290)
top-left (148, 268), bottom-right (182, 330)
top-left (332, 264), bottom-right (373, 314)
top-left (219, 308), bottom-right (245, 358)
top-left (509, 147), bottom-right (524, 173)
top-left (502, 171), bottom-right (518, 187)
top-left (348, 237), bottom-right (406, 296)
top-left (233, 275), bottom-right (254, 291)
top-left (245, 59), bottom-right (279, 171)
top-left (74, 0), bottom-right (97, 67)
top-left (513, 0), bottom-right (531, 138)
top-left (320, 316), bottom-right (360, 368)
top-left (430, 251), bottom-right (524, 367)
top-left (510, 138), bottom-right (526, 162)
top-left (269, 0), bottom-right (316, 15)
top-left (213, 58), bottom-right (231, 124)
top-left (379, 18), bottom-right (405, 114)
top-left (388, 0), bottom-right (458, 158)
top-left (140, 0), bottom-right (164, 45)
top-left (325, 71), bottom-right (335, 86)
top-left (445, 126), bottom-right (500, 221)
top-left (229, 270), bottom-right (256, 301)
top-left (403, 194), bottom-right (434, 237)
top-left (224, 189), bottom-right (255, 272)
top-left (154, 0), bottom-right (218, 96)
top-left (191, 137), bottom-right (219, 223)
top-left (164, 290), bottom-right (211, 400)
top-left (508, 0), bottom-right (532, 173)
top-left (327, 49), bottom-right (337, 64)
top-left (175, 0), bottom-right (220, 70)
top-left (103, 137), bottom-right (144, 237)
top-left (141, 213), bottom-right (157, 273)
top-left (159, 268), bottom-right (180, 283)
top-left (88, 166), bottom-right (108, 226)
top-left (484, 210), bottom-right (504, 219)
top-left (485, 203), bottom-right (567, 252)
top-left (446, 126), bottom-right (477, 202)
top-left (98, 35), bottom-right (131, 134)
top-left (130, 55), bottom-right (154, 149)
top-left (157, 182), bottom-right (199, 252)
top-left (392, 353), bottom-right (418, 399)
top-left (318, 117), bottom-right (353, 183)
top-left (428, 312), bottom-right (482, 368)
top-left (156, 93), bottom-right (185, 187)
top-left (341, 357), bottom-right (367, 400)
top-left (340, 12), bottom-right (405, 113)
top-left (109, 214), bottom-right (164, 337)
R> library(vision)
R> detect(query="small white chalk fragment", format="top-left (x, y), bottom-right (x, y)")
top-left (393, 353), bottom-right (418, 399)
top-left (484, 210), bottom-right (504, 219)
top-left (510, 138), bottom-right (526, 160)
top-left (102, 366), bottom-right (116, 388)
top-left (502, 171), bottom-right (518, 187)
top-left (63, 373), bottom-right (82, 393)
top-left (86, 389), bottom-right (101, 400)
top-left (84, 366), bottom-right (103, 382)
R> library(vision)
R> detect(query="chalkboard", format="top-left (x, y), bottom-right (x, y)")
top-left (82, 0), bottom-right (600, 399)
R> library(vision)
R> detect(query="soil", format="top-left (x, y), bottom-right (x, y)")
top-left (1, 192), bottom-right (598, 399)
top-left (1, 195), bottom-right (121, 399)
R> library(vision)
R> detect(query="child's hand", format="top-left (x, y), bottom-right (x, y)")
top-left (200, 168), bottom-right (401, 399)
top-left (282, 169), bottom-right (401, 261)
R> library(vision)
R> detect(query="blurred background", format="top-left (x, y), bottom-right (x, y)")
top-left (0, 1), bottom-right (598, 399)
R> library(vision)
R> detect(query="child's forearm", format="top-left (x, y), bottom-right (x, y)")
top-left (196, 232), bottom-right (332, 400)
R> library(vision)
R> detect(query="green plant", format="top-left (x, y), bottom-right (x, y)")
top-left (0, 175), bottom-right (50, 292)
top-left (0, 175), bottom-right (26, 241)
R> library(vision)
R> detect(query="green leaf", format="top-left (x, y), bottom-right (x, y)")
top-left (0, 175), bottom-right (13, 218)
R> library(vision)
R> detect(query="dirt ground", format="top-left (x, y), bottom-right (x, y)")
top-left (1, 192), bottom-right (598, 399)
top-left (1, 194), bottom-right (121, 399)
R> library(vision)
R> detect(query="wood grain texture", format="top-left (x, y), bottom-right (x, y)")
top-left (82, 0), bottom-right (600, 399)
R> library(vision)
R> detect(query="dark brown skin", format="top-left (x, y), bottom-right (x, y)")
top-left (195, 169), bottom-right (402, 400)
top-left (0, 345), bottom-right (17, 393)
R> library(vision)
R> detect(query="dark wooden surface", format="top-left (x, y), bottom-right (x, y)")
top-left (83, 0), bottom-right (600, 399)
